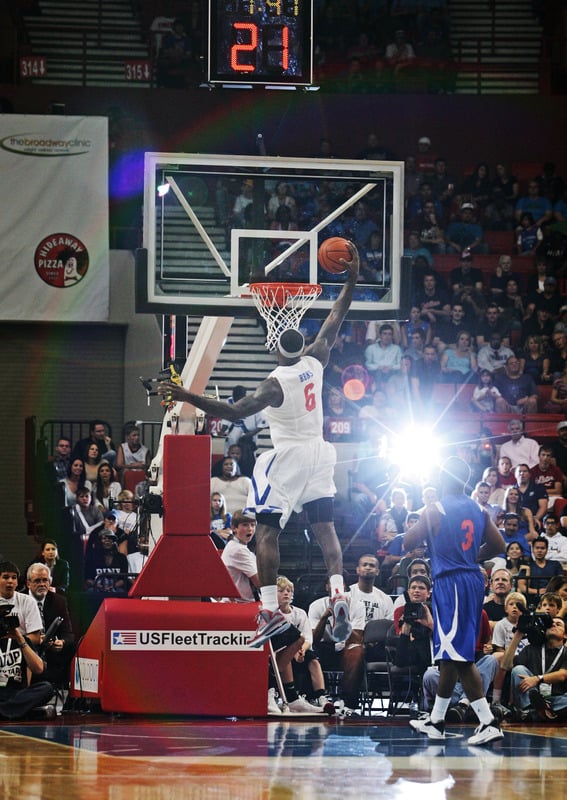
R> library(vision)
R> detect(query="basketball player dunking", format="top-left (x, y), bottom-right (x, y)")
top-left (404, 456), bottom-right (506, 745)
top-left (159, 243), bottom-right (359, 648)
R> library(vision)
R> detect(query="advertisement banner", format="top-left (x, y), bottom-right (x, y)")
top-left (0, 114), bottom-right (109, 320)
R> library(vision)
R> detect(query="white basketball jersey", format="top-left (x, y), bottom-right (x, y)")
top-left (263, 356), bottom-right (324, 448)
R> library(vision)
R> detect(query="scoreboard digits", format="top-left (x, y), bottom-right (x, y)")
top-left (208, 0), bottom-right (313, 86)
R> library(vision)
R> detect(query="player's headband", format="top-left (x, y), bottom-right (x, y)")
top-left (278, 329), bottom-right (305, 359)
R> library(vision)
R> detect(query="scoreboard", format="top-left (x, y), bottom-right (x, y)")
top-left (208, 0), bottom-right (313, 86)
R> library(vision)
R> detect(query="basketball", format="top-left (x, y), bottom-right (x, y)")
top-left (318, 237), bottom-right (352, 274)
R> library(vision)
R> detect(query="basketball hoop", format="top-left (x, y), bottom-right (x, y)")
top-left (249, 282), bottom-right (322, 351)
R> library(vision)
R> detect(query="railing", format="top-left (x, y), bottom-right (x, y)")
top-left (14, 22), bottom-right (156, 86)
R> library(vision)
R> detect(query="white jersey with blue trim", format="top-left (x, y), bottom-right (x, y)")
top-left (263, 355), bottom-right (324, 449)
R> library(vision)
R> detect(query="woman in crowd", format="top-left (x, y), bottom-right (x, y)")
top-left (503, 485), bottom-right (537, 547)
top-left (483, 466), bottom-right (503, 508)
top-left (29, 539), bottom-right (70, 594)
top-left (520, 335), bottom-right (551, 385)
top-left (505, 541), bottom-right (530, 594)
top-left (459, 162), bottom-right (491, 209)
top-left (83, 441), bottom-right (103, 484)
top-left (60, 457), bottom-right (89, 508)
top-left (93, 460), bottom-right (122, 511)
top-left (210, 491), bottom-right (232, 549)
top-left (440, 330), bottom-right (477, 382)
top-left (491, 163), bottom-right (519, 203)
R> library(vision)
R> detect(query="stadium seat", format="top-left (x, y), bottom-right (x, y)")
top-left (484, 230), bottom-right (515, 254)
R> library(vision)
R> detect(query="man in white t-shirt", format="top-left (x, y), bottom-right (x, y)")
top-left (0, 563), bottom-right (42, 644)
top-left (541, 513), bottom-right (567, 565)
top-left (309, 584), bottom-right (366, 716)
top-left (0, 561), bottom-right (53, 719)
top-left (220, 509), bottom-right (260, 603)
top-left (348, 554), bottom-right (394, 624)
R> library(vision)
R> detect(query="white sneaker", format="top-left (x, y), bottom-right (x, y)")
top-left (248, 608), bottom-right (290, 648)
top-left (312, 694), bottom-right (335, 714)
top-left (287, 695), bottom-right (324, 714)
top-left (267, 688), bottom-right (281, 714)
top-left (330, 592), bottom-right (352, 642)
top-left (409, 715), bottom-right (446, 740)
top-left (467, 719), bottom-right (504, 746)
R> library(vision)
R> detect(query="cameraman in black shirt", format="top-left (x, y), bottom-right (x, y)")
top-left (501, 609), bottom-right (567, 721)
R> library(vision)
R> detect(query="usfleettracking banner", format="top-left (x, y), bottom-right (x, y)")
top-left (0, 115), bottom-right (109, 321)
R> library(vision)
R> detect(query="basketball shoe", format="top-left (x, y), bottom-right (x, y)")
top-left (409, 715), bottom-right (446, 740)
top-left (248, 608), bottom-right (290, 648)
top-left (329, 592), bottom-right (352, 642)
top-left (312, 694), bottom-right (336, 714)
top-left (267, 688), bottom-right (281, 714)
top-left (467, 719), bottom-right (504, 745)
top-left (287, 696), bottom-right (325, 713)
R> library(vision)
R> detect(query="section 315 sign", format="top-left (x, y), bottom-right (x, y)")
top-left (208, 0), bottom-right (313, 86)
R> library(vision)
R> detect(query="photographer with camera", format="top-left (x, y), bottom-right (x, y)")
top-left (26, 564), bottom-right (74, 689)
top-left (501, 602), bottom-right (567, 721)
top-left (394, 574), bottom-right (434, 638)
top-left (0, 561), bottom-right (54, 719)
top-left (392, 575), bottom-right (434, 710)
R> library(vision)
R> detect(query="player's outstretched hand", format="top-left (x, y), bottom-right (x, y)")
top-left (339, 241), bottom-right (360, 277)
top-left (157, 381), bottom-right (189, 403)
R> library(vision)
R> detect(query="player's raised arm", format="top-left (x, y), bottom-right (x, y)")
top-left (307, 242), bottom-right (360, 365)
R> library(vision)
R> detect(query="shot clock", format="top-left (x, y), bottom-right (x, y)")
top-left (208, 0), bottom-right (313, 86)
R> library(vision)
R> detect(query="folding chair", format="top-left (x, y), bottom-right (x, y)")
top-left (360, 618), bottom-right (391, 715)
top-left (384, 629), bottom-right (418, 717)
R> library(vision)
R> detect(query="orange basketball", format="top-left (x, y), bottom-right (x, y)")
top-left (318, 237), bottom-right (352, 274)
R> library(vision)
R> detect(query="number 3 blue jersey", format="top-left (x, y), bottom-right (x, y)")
top-left (428, 495), bottom-right (487, 579)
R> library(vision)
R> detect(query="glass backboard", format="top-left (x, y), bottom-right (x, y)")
top-left (137, 153), bottom-right (408, 321)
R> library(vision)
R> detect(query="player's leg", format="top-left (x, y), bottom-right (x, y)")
top-left (248, 514), bottom-right (291, 648)
top-left (309, 520), bottom-right (342, 577)
top-left (457, 661), bottom-right (503, 744)
top-left (306, 498), bottom-right (352, 643)
top-left (411, 661), bottom-right (461, 738)
top-left (254, 519), bottom-right (281, 586)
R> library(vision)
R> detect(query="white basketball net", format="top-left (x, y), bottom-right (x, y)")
top-left (249, 283), bottom-right (322, 351)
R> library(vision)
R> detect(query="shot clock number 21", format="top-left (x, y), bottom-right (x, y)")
top-left (208, 0), bottom-right (313, 85)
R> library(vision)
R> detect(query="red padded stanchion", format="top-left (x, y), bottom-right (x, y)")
top-left (163, 435), bottom-right (211, 534)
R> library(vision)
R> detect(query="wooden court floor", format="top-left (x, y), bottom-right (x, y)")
top-left (2, 711), bottom-right (567, 799)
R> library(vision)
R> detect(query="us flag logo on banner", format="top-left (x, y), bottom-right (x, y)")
top-left (112, 631), bottom-right (137, 646)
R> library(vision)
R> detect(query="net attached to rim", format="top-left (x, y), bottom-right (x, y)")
top-left (249, 282), bottom-right (322, 351)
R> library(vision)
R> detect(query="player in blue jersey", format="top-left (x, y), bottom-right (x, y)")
top-left (159, 244), bottom-right (360, 651)
top-left (404, 456), bottom-right (506, 745)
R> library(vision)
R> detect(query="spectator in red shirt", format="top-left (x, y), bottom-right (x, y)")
top-left (530, 445), bottom-right (564, 510)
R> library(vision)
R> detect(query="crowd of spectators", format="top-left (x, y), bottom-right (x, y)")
top-left (287, 149), bottom-right (567, 444)
top-left (45, 420), bottom-right (152, 596)
top-left (146, 2), bottom-right (549, 94)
